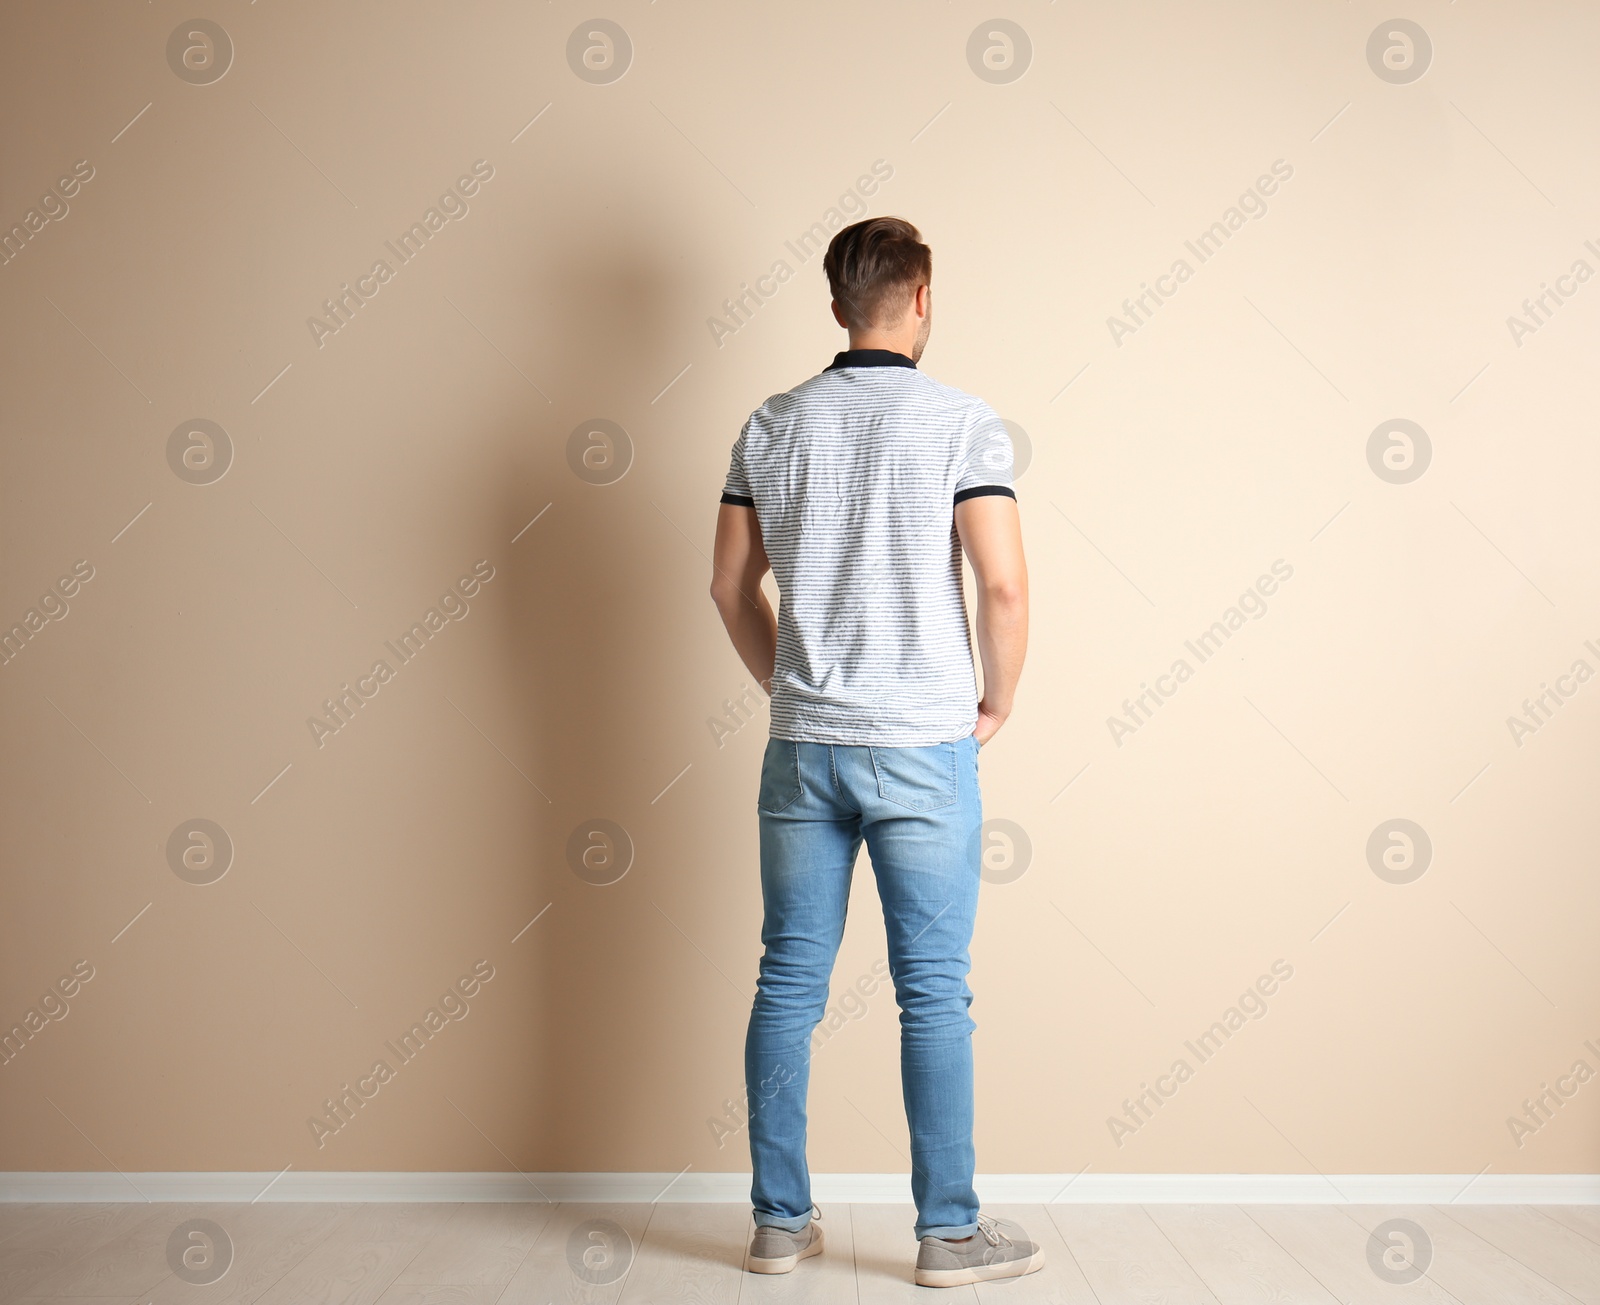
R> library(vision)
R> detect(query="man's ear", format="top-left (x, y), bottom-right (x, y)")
top-left (831, 298), bottom-right (848, 329)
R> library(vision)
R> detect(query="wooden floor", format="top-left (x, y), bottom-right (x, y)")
top-left (1, 1200), bottom-right (1598, 1304)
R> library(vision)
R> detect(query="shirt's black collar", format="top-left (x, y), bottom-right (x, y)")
top-left (825, 348), bottom-right (917, 371)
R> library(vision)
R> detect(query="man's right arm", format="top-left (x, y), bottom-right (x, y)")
top-left (710, 502), bottom-right (777, 694)
top-left (954, 494), bottom-right (1028, 745)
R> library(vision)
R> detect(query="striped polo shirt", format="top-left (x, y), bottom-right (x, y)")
top-left (721, 348), bottom-right (1015, 746)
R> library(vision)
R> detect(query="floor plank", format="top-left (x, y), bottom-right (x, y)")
top-left (1350, 1204), bottom-right (1577, 1305)
top-left (0, 1206), bottom-right (70, 1255)
top-left (140, 1202), bottom-right (363, 1305)
top-left (1436, 1205), bottom-right (1600, 1304)
top-left (617, 1202), bottom-right (748, 1305)
top-left (10, 1298), bottom-right (147, 1305)
top-left (391, 1202), bottom-right (551, 1286)
top-left (736, 1200), bottom-right (856, 1305)
top-left (335, 1203), bottom-right (459, 1245)
top-left (14, 1201), bottom-right (179, 1297)
top-left (497, 1203), bottom-right (655, 1305)
top-left (1, 1199), bottom-right (1596, 1303)
top-left (1047, 1204), bottom-right (1217, 1304)
top-left (1146, 1203), bottom-right (1342, 1303)
top-left (238, 1200), bottom-right (458, 1305)
top-left (974, 1203), bottom-right (1097, 1304)
top-left (1538, 1204), bottom-right (1600, 1246)
top-left (0, 1203), bottom-right (171, 1301)
top-left (249, 1237), bottom-right (426, 1305)
top-left (1242, 1204), bottom-right (1464, 1304)
top-left (373, 1287), bottom-right (504, 1305)
top-left (851, 1203), bottom-right (977, 1303)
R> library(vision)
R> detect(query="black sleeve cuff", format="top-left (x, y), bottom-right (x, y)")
top-left (953, 484), bottom-right (1017, 504)
top-left (720, 491), bottom-right (756, 508)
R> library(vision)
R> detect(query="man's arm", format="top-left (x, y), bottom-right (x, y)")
top-left (954, 494), bottom-right (1028, 745)
top-left (710, 503), bottom-right (777, 693)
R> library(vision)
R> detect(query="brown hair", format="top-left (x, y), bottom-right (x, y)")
top-left (822, 216), bottom-right (932, 331)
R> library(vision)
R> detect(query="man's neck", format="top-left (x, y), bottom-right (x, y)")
top-left (844, 333), bottom-right (916, 358)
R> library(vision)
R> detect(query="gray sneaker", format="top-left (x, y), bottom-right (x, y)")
top-left (915, 1213), bottom-right (1044, 1287)
top-left (745, 1210), bottom-right (824, 1274)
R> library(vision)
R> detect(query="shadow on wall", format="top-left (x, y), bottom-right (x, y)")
top-left (494, 218), bottom-right (724, 1171)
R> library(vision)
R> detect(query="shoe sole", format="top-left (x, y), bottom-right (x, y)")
top-left (914, 1247), bottom-right (1045, 1287)
top-left (745, 1223), bottom-right (824, 1274)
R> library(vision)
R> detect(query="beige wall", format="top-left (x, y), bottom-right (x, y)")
top-left (3, 0), bottom-right (1597, 1180)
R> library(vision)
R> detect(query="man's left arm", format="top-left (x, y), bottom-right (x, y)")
top-left (710, 503), bottom-right (777, 693)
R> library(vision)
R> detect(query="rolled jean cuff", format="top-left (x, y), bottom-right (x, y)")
top-left (919, 1220), bottom-right (979, 1240)
top-left (754, 1210), bottom-right (814, 1233)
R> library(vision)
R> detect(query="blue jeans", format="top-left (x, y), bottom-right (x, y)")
top-left (745, 733), bottom-right (983, 1241)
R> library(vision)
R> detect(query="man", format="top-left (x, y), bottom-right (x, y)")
top-left (710, 216), bottom-right (1037, 1288)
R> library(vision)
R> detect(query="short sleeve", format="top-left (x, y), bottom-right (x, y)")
top-left (954, 404), bottom-right (1016, 502)
top-left (720, 423), bottom-right (754, 507)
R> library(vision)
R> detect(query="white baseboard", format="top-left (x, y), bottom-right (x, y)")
top-left (2, 1172), bottom-right (1598, 1203)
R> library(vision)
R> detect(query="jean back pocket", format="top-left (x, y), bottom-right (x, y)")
top-left (757, 739), bottom-right (803, 813)
top-left (869, 741), bottom-right (959, 811)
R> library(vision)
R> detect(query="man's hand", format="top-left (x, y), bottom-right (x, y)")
top-left (973, 699), bottom-right (1008, 747)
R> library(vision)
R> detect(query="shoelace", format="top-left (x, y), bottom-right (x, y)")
top-left (975, 1213), bottom-right (1010, 1247)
